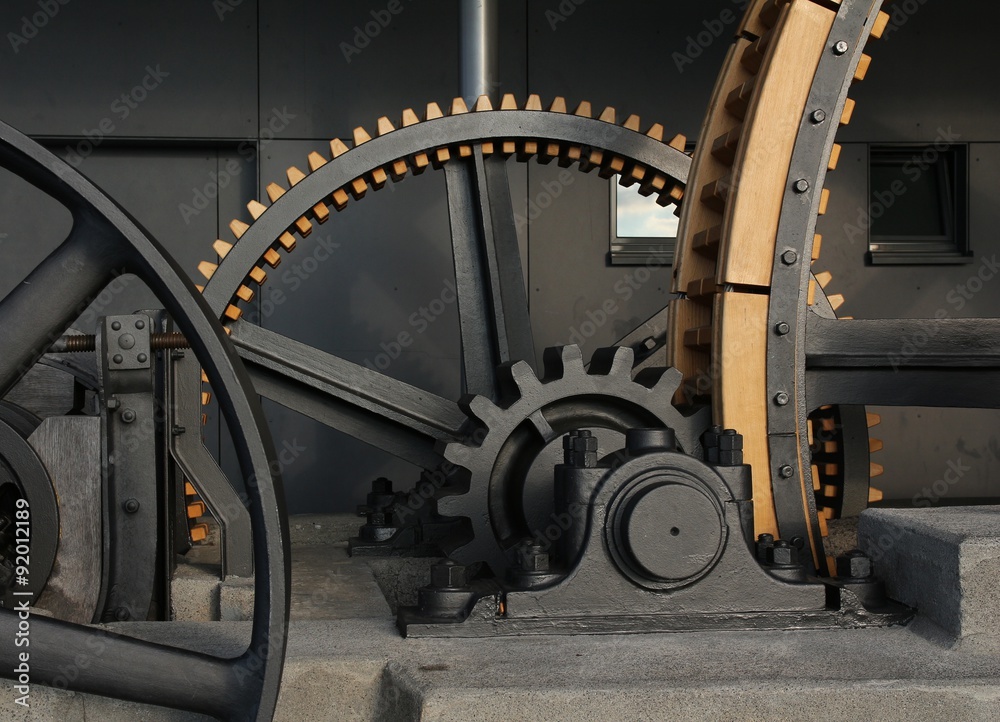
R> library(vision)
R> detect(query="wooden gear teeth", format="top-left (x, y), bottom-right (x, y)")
top-left (200, 95), bottom-right (689, 328)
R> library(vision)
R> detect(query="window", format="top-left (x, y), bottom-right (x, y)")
top-left (609, 177), bottom-right (679, 266)
top-left (867, 144), bottom-right (970, 265)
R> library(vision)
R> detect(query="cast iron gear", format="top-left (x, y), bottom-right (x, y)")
top-left (436, 344), bottom-right (711, 574)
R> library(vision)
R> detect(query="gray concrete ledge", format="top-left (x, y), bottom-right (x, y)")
top-left (859, 506), bottom-right (1000, 651)
top-left (5, 514), bottom-right (1000, 720)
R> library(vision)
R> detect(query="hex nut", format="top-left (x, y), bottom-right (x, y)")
top-left (836, 550), bottom-right (873, 579)
top-left (430, 562), bottom-right (468, 589)
top-left (769, 541), bottom-right (799, 567)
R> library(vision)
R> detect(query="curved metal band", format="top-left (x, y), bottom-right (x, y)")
top-left (765, 0), bottom-right (885, 566)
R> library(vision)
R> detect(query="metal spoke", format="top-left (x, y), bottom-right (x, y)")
top-left (229, 320), bottom-right (467, 469)
top-left (0, 224), bottom-right (121, 397)
top-left (445, 148), bottom-right (535, 399)
top-left (0, 613), bottom-right (244, 718)
top-left (807, 314), bottom-right (1000, 367)
top-left (806, 313), bottom-right (1000, 408)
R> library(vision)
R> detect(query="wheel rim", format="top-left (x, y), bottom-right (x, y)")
top-left (0, 119), bottom-right (289, 721)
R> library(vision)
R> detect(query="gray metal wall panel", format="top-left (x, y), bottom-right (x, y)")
top-left (253, 139), bottom-right (460, 512)
top-left (817, 143), bottom-right (1000, 321)
top-left (258, 0), bottom-right (527, 140)
top-left (65, 148), bottom-right (256, 326)
top-left (841, 1), bottom-right (1000, 143)
top-left (526, 0), bottom-right (735, 139)
top-left (526, 162), bottom-right (672, 369)
top-left (0, 166), bottom-right (72, 301)
top-left (0, 0), bottom-right (258, 139)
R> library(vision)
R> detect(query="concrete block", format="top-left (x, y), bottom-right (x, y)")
top-left (859, 506), bottom-right (1000, 649)
top-left (0, 688), bottom-right (84, 721)
top-left (170, 574), bottom-right (219, 622)
top-left (219, 577), bottom-right (254, 622)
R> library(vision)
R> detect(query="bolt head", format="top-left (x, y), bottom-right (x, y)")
top-left (836, 550), bottom-right (873, 579)
top-left (111, 321), bottom-right (122, 331)
top-left (793, 178), bottom-right (810, 194)
top-left (810, 109), bottom-right (827, 124)
top-left (430, 561), bottom-right (468, 589)
top-left (769, 541), bottom-right (799, 567)
top-left (774, 392), bottom-right (789, 407)
top-left (135, 319), bottom-right (145, 330)
top-left (121, 409), bottom-right (136, 423)
top-left (123, 498), bottom-right (140, 514)
top-left (779, 465), bottom-right (795, 479)
top-left (834, 40), bottom-right (850, 55)
top-left (775, 322), bottom-right (791, 336)
top-left (114, 607), bottom-right (131, 621)
top-left (781, 250), bottom-right (799, 266)
top-left (112, 354), bottom-right (124, 365)
top-left (565, 431), bottom-right (599, 467)
top-left (137, 353), bottom-right (148, 364)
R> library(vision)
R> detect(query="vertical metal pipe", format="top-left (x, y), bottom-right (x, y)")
top-left (460, 0), bottom-right (499, 103)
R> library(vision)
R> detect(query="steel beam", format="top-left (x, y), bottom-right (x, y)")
top-left (445, 149), bottom-right (535, 399)
top-left (230, 320), bottom-right (467, 469)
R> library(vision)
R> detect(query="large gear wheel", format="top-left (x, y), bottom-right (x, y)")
top-left (436, 345), bottom-right (711, 573)
top-left (193, 94), bottom-right (695, 518)
top-left (667, 0), bottom-right (892, 571)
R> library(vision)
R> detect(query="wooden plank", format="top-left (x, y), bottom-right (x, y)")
top-left (30, 417), bottom-right (103, 623)
top-left (718, 0), bottom-right (837, 287)
top-left (712, 291), bottom-right (778, 537)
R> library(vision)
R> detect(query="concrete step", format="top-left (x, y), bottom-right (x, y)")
top-left (5, 511), bottom-right (1000, 720)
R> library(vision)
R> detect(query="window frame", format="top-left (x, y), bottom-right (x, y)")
top-left (866, 143), bottom-right (972, 266)
top-left (608, 176), bottom-right (678, 267)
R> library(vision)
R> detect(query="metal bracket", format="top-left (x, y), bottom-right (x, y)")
top-left (95, 313), bottom-right (158, 622)
top-left (167, 349), bottom-right (253, 579)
